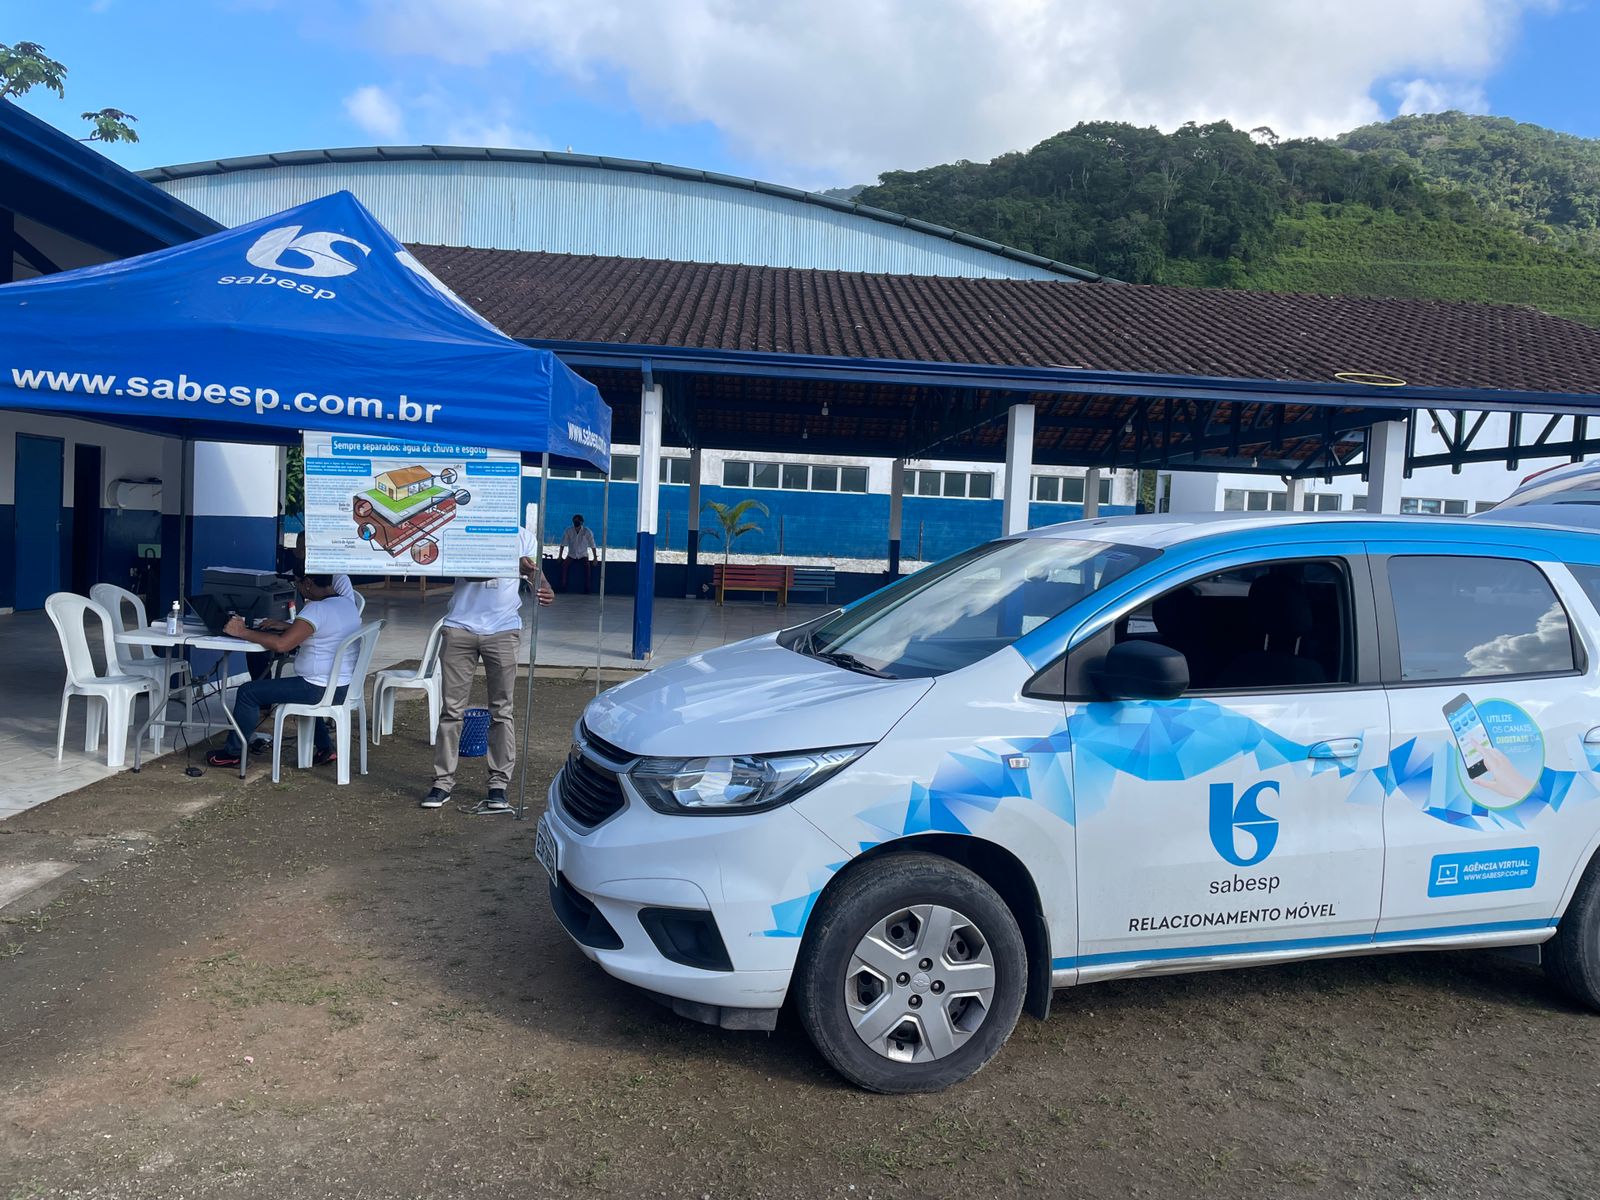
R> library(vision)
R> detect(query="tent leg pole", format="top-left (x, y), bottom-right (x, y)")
top-left (596, 474), bottom-right (610, 696)
top-left (178, 438), bottom-right (191, 600)
top-left (516, 455), bottom-right (550, 823)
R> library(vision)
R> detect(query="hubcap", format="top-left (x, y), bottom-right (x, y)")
top-left (843, 903), bottom-right (996, 1063)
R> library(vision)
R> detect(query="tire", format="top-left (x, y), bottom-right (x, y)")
top-left (1546, 852), bottom-right (1600, 1009)
top-left (793, 852), bottom-right (1026, 1093)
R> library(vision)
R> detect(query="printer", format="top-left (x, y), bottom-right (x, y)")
top-left (201, 566), bottom-right (297, 623)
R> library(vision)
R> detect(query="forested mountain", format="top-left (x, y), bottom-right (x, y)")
top-left (853, 116), bottom-right (1600, 324)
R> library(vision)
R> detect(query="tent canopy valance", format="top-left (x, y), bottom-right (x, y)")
top-left (0, 190), bottom-right (611, 471)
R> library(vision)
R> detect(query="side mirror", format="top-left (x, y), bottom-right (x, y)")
top-left (1091, 640), bottom-right (1189, 701)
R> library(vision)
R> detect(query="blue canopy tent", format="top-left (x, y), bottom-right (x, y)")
top-left (0, 191), bottom-right (613, 810)
top-left (0, 189), bottom-right (610, 464)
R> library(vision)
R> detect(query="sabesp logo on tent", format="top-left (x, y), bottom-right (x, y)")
top-left (216, 225), bottom-right (373, 300)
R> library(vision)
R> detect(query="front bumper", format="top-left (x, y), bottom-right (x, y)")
top-left (540, 773), bottom-right (848, 1019)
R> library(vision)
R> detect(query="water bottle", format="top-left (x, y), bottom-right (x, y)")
top-left (166, 600), bottom-right (180, 636)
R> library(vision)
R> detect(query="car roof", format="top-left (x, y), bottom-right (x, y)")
top-left (1016, 510), bottom-right (1600, 553)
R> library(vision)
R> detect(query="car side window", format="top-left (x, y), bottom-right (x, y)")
top-left (1387, 556), bottom-right (1576, 682)
top-left (1053, 558), bottom-right (1355, 698)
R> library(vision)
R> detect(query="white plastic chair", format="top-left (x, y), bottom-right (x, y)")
top-left (371, 617), bottom-right (445, 746)
top-left (46, 593), bottom-right (159, 769)
top-left (90, 582), bottom-right (193, 727)
top-left (271, 620), bottom-right (385, 786)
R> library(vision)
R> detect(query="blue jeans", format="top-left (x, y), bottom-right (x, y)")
top-left (225, 676), bottom-right (348, 755)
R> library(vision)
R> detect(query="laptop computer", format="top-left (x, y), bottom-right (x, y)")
top-left (185, 594), bottom-right (233, 635)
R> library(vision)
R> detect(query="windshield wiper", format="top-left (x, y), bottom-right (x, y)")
top-left (816, 650), bottom-right (895, 679)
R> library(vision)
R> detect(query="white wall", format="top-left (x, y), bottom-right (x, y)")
top-left (0, 413), bottom-right (175, 508)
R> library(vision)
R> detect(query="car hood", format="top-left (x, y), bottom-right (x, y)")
top-left (583, 635), bottom-right (934, 757)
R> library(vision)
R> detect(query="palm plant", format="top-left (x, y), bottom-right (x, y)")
top-left (700, 498), bottom-right (769, 569)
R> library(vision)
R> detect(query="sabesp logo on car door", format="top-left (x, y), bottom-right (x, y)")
top-left (1068, 557), bottom-right (1387, 973)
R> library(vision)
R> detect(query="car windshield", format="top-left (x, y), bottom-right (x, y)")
top-left (795, 537), bottom-right (1157, 679)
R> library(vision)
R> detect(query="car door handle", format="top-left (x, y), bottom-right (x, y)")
top-left (1585, 727), bottom-right (1600, 745)
top-left (1308, 738), bottom-right (1362, 760)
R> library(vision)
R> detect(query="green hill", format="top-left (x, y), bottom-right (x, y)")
top-left (854, 116), bottom-right (1600, 324)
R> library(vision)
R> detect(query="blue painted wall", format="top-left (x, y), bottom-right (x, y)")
top-left (524, 478), bottom-right (1133, 572)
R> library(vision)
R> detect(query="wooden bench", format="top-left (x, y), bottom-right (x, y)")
top-left (788, 566), bottom-right (837, 604)
top-left (714, 564), bottom-right (789, 605)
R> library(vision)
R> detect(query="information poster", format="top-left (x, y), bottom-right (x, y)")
top-left (302, 432), bottom-right (521, 578)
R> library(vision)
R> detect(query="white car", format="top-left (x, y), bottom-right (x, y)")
top-left (539, 513), bottom-right (1600, 1092)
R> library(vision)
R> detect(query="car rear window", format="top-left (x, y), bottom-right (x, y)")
top-left (1387, 556), bottom-right (1576, 682)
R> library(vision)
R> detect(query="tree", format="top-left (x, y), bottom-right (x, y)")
top-left (699, 499), bottom-right (768, 570)
top-left (0, 41), bottom-right (139, 144)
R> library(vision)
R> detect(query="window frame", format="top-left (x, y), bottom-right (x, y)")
top-left (1371, 552), bottom-right (1588, 688)
top-left (1027, 553), bottom-right (1381, 701)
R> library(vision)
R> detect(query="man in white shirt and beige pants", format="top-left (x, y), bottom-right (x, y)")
top-left (421, 527), bottom-right (554, 813)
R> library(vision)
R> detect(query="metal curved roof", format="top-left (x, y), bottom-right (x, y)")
top-left (138, 145), bottom-right (1106, 283)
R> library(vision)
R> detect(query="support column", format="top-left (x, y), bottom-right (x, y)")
top-left (685, 446), bottom-right (702, 597)
top-left (1364, 419), bottom-right (1407, 514)
top-left (1285, 477), bottom-right (1306, 512)
top-left (632, 382), bottom-right (663, 660)
top-left (888, 458), bottom-right (905, 576)
top-left (1082, 467), bottom-right (1102, 519)
top-left (1001, 403), bottom-right (1035, 536)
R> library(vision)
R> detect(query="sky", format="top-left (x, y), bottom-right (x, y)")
top-left (9, 0), bottom-right (1599, 190)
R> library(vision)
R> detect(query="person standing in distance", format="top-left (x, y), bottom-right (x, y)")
top-left (558, 513), bottom-right (597, 593)
top-left (421, 526), bottom-right (554, 814)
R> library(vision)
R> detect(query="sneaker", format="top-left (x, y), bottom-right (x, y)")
top-left (205, 748), bottom-right (241, 768)
top-left (312, 747), bottom-right (337, 767)
top-left (419, 787), bottom-right (451, 809)
top-left (248, 737), bottom-right (272, 757)
top-left (467, 789), bottom-right (513, 816)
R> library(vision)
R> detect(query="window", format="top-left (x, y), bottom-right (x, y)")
top-left (722, 459), bottom-right (870, 493)
top-left (611, 455), bottom-right (638, 482)
top-left (1400, 496), bottom-right (1470, 516)
top-left (1388, 556), bottom-right (1576, 681)
top-left (1474, 501), bottom-right (1497, 514)
top-left (1223, 488), bottom-right (1288, 512)
top-left (1033, 474), bottom-right (1112, 504)
top-left (1111, 559), bottom-right (1355, 692)
top-left (797, 538), bottom-right (1158, 678)
top-left (908, 469), bottom-right (992, 500)
top-left (1301, 494), bottom-right (1342, 512)
top-left (660, 457), bottom-right (691, 485)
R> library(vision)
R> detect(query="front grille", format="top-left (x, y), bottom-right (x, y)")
top-left (557, 737), bottom-right (629, 829)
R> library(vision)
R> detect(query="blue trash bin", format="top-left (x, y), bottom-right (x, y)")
top-left (460, 707), bottom-right (491, 757)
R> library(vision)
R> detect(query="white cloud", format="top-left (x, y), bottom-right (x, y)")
top-left (357, 0), bottom-right (1554, 182)
top-left (1392, 77), bottom-right (1490, 115)
top-left (343, 84), bottom-right (407, 141)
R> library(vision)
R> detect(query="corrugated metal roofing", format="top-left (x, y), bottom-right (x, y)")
top-left (138, 146), bottom-right (1103, 282)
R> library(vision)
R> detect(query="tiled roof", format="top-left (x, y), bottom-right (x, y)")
top-left (411, 245), bottom-right (1600, 396)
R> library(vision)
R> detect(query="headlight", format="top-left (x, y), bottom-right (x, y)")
top-left (630, 746), bottom-right (868, 815)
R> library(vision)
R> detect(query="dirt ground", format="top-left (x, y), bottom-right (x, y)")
top-left (3, 677), bottom-right (1600, 1200)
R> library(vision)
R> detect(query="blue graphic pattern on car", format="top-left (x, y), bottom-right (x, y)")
top-left (1374, 736), bottom-right (1600, 831)
top-left (762, 862), bottom-right (847, 937)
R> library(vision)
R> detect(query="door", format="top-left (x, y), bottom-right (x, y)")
top-left (1376, 552), bottom-right (1597, 938)
top-left (71, 443), bottom-right (103, 594)
top-left (14, 433), bottom-right (64, 610)
top-left (1070, 553), bottom-right (1389, 975)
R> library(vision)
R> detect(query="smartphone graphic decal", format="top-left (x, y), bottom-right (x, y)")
top-left (1443, 693), bottom-right (1493, 779)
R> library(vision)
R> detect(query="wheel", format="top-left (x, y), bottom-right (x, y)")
top-left (353, 497), bottom-right (373, 519)
top-left (793, 852), bottom-right (1026, 1093)
top-left (411, 539), bottom-right (440, 566)
top-left (1546, 852), bottom-right (1600, 1009)
top-left (454, 489), bottom-right (472, 506)
top-left (439, 467), bottom-right (458, 485)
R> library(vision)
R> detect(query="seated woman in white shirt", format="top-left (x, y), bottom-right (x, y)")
top-left (205, 574), bottom-right (362, 769)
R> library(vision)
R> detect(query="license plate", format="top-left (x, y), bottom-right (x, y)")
top-left (534, 814), bottom-right (559, 885)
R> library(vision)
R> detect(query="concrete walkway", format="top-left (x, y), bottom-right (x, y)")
top-left (0, 589), bottom-right (828, 819)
